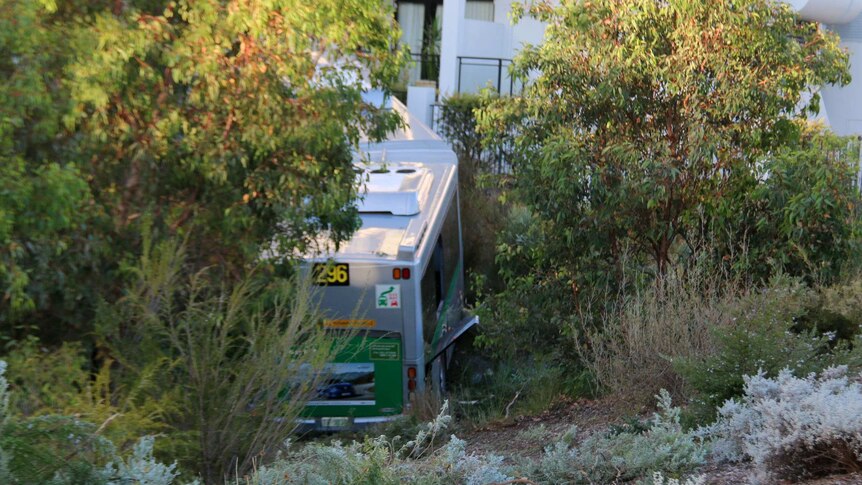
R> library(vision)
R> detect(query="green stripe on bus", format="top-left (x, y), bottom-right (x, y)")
top-left (428, 259), bottom-right (463, 361)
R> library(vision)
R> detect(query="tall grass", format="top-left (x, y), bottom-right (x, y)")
top-left (577, 263), bottom-right (742, 406)
top-left (99, 238), bottom-right (341, 483)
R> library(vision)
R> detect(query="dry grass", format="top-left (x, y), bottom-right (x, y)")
top-left (576, 263), bottom-right (745, 406)
top-left (120, 239), bottom-right (344, 482)
top-left (406, 387), bottom-right (448, 424)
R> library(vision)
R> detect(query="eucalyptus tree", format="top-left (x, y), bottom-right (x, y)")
top-left (67, 0), bottom-right (406, 264)
top-left (483, 0), bottom-right (849, 277)
top-left (475, 0), bottom-right (852, 356)
top-left (1, 0), bottom-right (405, 334)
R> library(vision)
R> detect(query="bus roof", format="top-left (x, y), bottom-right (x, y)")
top-left (303, 99), bottom-right (459, 264)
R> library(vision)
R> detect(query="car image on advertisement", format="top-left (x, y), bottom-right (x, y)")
top-left (318, 382), bottom-right (357, 400)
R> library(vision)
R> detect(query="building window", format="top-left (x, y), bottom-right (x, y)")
top-left (465, 0), bottom-right (494, 21)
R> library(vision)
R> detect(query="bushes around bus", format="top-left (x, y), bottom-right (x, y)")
top-left (1, 237), bottom-right (342, 483)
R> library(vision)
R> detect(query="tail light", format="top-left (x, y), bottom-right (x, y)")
top-left (392, 267), bottom-right (411, 280)
top-left (407, 366), bottom-right (417, 391)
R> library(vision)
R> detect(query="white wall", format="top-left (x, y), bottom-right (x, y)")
top-left (438, 0), bottom-right (465, 95)
top-left (460, 19), bottom-right (511, 58)
top-left (438, 0), bottom-right (547, 97)
top-left (820, 42), bottom-right (862, 135)
top-left (789, 0), bottom-right (862, 24)
top-left (789, 1), bottom-right (862, 136)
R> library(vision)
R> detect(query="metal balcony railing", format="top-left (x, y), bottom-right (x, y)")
top-left (405, 52), bottom-right (441, 88)
top-left (401, 54), bottom-right (523, 96)
top-left (456, 56), bottom-right (522, 95)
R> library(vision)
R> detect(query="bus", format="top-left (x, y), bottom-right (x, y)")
top-left (297, 99), bottom-right (477, 430)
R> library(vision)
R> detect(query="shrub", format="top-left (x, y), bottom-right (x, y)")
top-left (2, 337), bottom-right (175, 452)
top-left (0, 357), bottom-right (116, 484)
top-left (706, 366), bottom-right (862, 480)
top-left (531, 390), bottom-right (708, 484)
top-left (95, 239), bottom-right (339, 482)
top-left (3, 414), bottom-right (117, 484)
top-left (103, 436), bottom-right (178, 485)
top-left (436, 93), bottom-right (512, 183)
top-left (2, 416), bottom-right (178, 485)
top-left (245, 402), bottom-right (515, 485)
top-left (459, 189), bottom-right (506, 293)
top-left (0, 360), bottom-right (177, 485)
top-left (646, 472), bottom-right (706, 485)
top-left (804, 276), bottom-right (862, 341)
top-left (480, 0), bottom-right (852, 280)
top-left (3, 337), bottom-right (89, 416)
top-left (738, 127), bottom-right (862, 283)
top-left (472, 206), bottom-right (578, 360)
top-left (675, 276), bottom-right (862, 423)
top-left (280, 399), bottom-right (704, 485)
top-left (436, 94), bottom-right (487, 180)
top-left (517, 424), bottom-right (551, 442)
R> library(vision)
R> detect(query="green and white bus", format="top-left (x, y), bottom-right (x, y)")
top-left (297, 100), bottom-right (476, 430)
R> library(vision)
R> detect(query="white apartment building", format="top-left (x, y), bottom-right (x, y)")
top-left (399, 0), bottom-right (862, 136)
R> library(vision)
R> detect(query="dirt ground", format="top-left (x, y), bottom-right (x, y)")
top-left (461, 396), bottom-right (627, 459)
top-left (458, 397), bottom-right (862, 485)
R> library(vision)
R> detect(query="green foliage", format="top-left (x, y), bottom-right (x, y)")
top-left (3, 236), bottom-right (349, 483)
top-left (0, 159), bottom-right (97, 330)
top-left (676, 276), bottom-right (862, 423)
top-left (436, 94), bottom-right (509, 296)
top-left (3, 337), bottom-right (89, 416)
top-left (65, 0), bottom-right (405, 260)
top-left (0, 0), bottom-right (71, 158)
top-left (474, 0), bottom-right (859, 369)
top-left (3, 415), bottom-right (113, 485)
top-left (437, 93), bottom-right (504, 183)
top-left (0, 0), bottom-right (114, 337)
top-left (1, 0), bottom-right (406, 343)
top-left (736, 127), bottom-right (862, 282)
top-left (489, 0), bottom-right (849, 273)
top-left (473, 204), bottom-right (601, 360)
top-left (804, 276), bottom-right (862, 340)
top-left (0, 360), bottom-right (177, 485)
top-left (2, 335), bottom-right (178, 454)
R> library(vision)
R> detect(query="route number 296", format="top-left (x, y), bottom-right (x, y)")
top-left (313, 263), bottom-right (350, 286)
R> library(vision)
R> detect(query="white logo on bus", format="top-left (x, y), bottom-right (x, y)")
top-left (375, 284), bottom-right (401, 309)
